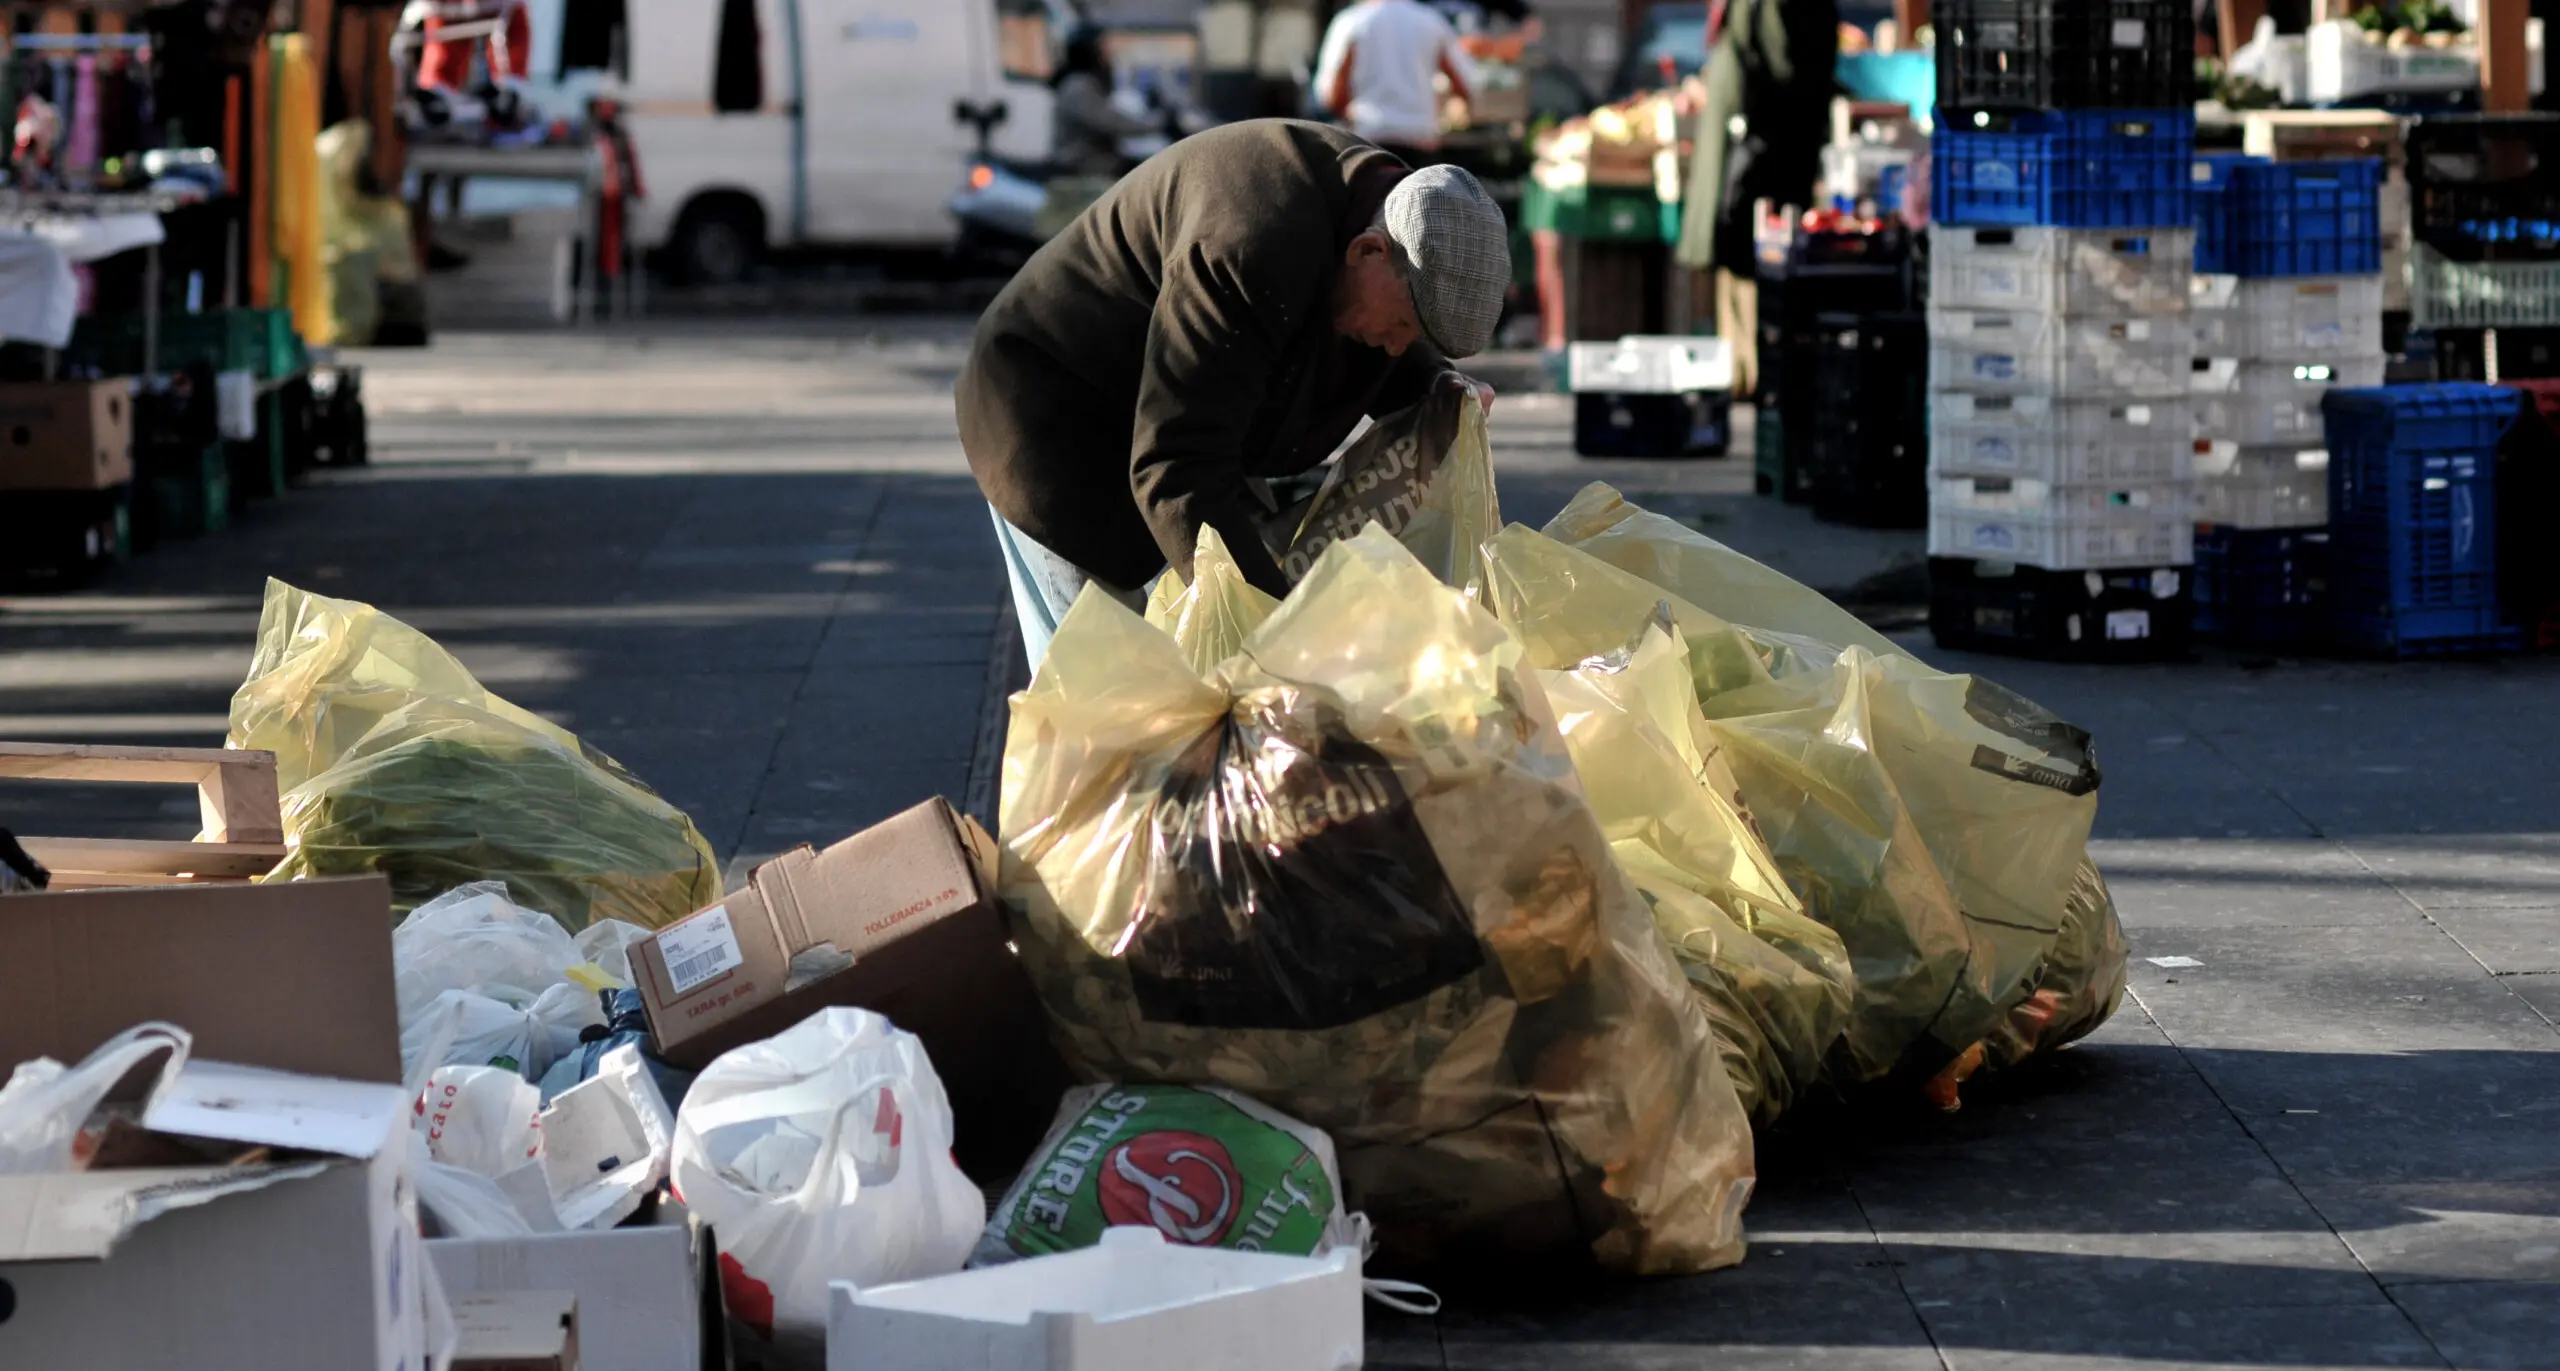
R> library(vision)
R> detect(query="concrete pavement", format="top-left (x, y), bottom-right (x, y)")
top-left (2, 324), bottom-right (2551, 1370)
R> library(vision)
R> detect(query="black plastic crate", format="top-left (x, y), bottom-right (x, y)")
top-left (2424, 327), bottom-right (2560, 382)
top-left (1574, 391), bottom-right (1733, 457)
top-left (0, 484), bottom-right (130, 588)
top-left (2406, 114), bottom-right (2560, 262)
top-left (1756, 263), bottom-right (1908, 503)
top-left (1936, 0), bottom-right (2194, 114)
top-left (1809, 311), bottom-right (1928, 528)
top-left (2498, 381), bottom-right (2560, 649)
top-left (1929, 557), bottom-right (2195, 662)
top-left (2193, 525), bottom-right (2330, 650)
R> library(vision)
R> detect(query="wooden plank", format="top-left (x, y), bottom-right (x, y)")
top-left (2485, 0), bottom-right (2530, 113)
top-left (0, 741), bottom-right (269, 785)
top-left (198, 755), bottom-right (285, 845)
top-left (18, 837), bottom-right (288, 882)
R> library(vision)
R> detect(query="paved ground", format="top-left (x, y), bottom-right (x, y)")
top-left (3, 324), bottom-right (2552, 1371)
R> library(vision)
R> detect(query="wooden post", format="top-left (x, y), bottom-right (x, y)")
top-left (2220, 0), bottom-right (2268, 59)
top-left (1895, 0), bottom-right (1931, 39)
top-left (2484, 0), bottom-right (2530, 113)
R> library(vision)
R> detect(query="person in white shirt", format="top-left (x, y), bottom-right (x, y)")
top-left (1314, 0), bottom-right (1479, 164)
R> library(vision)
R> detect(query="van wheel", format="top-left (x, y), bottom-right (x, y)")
top-left (667, 197), bottom-right (763, 287)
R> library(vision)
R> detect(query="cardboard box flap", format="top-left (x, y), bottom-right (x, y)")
top-left (0, 1160), bottom-right (336, 1262)
top-left (746, 845), bottom-right (822, 952)
top-left (144, 1059), bottom-right (411, 1160)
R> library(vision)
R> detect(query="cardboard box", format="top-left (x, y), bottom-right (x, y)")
top-left (452, 1289), bottom-right (580, 1371)
top-left (430, 1220), bottom-right (703, 1371)
top-left (0, 876), bottom-right (437, 1371)
top-left (0, 379), bottom-right (133, 491)
top-left (634, 797), bottom-right (1071, 1179)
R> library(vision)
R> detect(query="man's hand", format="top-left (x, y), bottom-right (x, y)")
top-left (1464, 376), bottom-right (1497, 415)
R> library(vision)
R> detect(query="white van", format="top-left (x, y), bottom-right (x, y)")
top-left (600, 0), bottom-right (1065, 282)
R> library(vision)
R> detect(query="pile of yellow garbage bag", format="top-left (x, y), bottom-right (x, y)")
top-left (998, 385), bottom-right (2127, 1275)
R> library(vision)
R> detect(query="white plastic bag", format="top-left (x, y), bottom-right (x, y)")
top-left (671, 1008), bottom-right (983, 1358)
top-left (394, 882), bottom-right (583, 1023)
top-left (0, 1022), bottom-right (189, 1173)
top-left (412, 1131), bottom-right (542, 1238)
top-left (417, 1064), bottom-right (544, 1176)
top-left (400, 984), bottom-right (604, 1082)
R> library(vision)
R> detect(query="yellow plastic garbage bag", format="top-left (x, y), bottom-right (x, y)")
top-left (1142, 526), bottom-right (1278, 674)
top-left (1485, 515), bottom-right (2118, 1087)
top-left (1000, 527), bottom-right (1753, 1274)
top-left (229, 579), bottom-right (723, 931)
top-left (1536, 611), bottom-right (1854, 1125)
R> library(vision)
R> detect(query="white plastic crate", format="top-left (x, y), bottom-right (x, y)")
top-left (1928, 504), bottom-right (2198, 571)
top-left (1932, 473), bottom-right (2193, 521)
top-left (2410, 244), bottom-right (2560, 330)
top-left (2190, 353), bottom-right (2387, 445)
top-left (2188, 275), bottom-right (2384, 356)
top-left (1932, 227), bottom-right (2195, 318)
top-left (826, 1229), bottom-right (1363, 1371)
top-left (1930, 307), bottom-right (2193, 399)
top-left (1930, 392), bottom-right (2193, 484)
top-left (1568, 334), bottom-right (1735, 394)
top-left (2194, 443), bottom-right (2330, 528)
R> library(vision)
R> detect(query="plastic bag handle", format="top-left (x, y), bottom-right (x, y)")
top-left (787, 1072), bottom-right (914, 1209)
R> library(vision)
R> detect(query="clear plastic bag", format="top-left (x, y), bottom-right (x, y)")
top-left (229, 578), bottom-right (722, 930)
top-left (1142, 526), bottom-right (1279, 673)
top-left (1001, 527), bottom-right (1753, 1274)
top-left (393, 882), bottom-right (584, 1024)
top-left (671, 1008), bottom-right (983, 1360)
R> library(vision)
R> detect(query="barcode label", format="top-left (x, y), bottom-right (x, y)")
top-left (657, 907), bottom-right (745, 996)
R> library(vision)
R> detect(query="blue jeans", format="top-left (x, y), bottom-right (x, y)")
top-left (989, 506), bottom-right (1146, 670)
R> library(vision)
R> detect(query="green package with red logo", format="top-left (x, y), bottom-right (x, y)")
top-left (971, 1083), bottom-right (1358, 1266)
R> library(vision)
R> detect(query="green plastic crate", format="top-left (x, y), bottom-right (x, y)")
top-left (1522, 180), bottom-right (1681, 244)
top-left (70, 308), bottom-right (303, 380)
top-left (135, 443), bottom-right (231, 545)
top-left (1754, 405), bottom-right (1786, 497)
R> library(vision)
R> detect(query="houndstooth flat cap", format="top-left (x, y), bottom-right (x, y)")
top-left (1382, 164), bottom-right (1509, 359)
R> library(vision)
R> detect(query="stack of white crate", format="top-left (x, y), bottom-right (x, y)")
top-left (1929, 227), bottom-right (2198, 571)
top-left (2188, 273), bottom-right (2388, 528)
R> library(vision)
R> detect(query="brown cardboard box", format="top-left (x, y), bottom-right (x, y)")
top-left (0, 876), bottom-right (434, 1371)
top-left (0, 379), bottom-right (134, 491)
top-left (452, 1290), bottom-right (581, 1371)
top-left (634, 797), bottom-right (1072, 1179)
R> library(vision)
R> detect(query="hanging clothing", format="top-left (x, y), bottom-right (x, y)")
top-left (1676, 0), bottom-right (1838, 275)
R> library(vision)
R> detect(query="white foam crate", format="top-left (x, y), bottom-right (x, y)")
top-left (1933, 226), bottom-right (2194, 318)
top-left (1928, 504), bottom-right (2197, 571)
top-left (2188, 275), bottom-right (2385, 357)
top-left (827, 1228), bottom-right (1363, 1371)
top-left (1930, 307), bottom-right (2193, 398)
top-left (1930, 392), bottom-right (2192, 483)
top-left (2195, 444), bottom-right (2331, 528)
top-left (2190, 353), bottom-right (2386, 445)
top-left (2410, 244), bottom-right (2560, 330)
top-left (1568, 334), bottom-right (1735, 394)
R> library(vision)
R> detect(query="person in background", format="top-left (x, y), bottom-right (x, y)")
top-left (1049, 26), bottom-right (1158, 177)
top-left (957, 120), bottom-right (1510, 668)
top-left (1676, 0), bottom-right (1839, 395)
top-left (1314, 0), bottom-right (1480, 167)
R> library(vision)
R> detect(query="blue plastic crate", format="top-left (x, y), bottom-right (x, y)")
top-left (1933, 108), bottom-right (2195, 227)
top-left (2321, 383), bottom-right (2523, 654)
top-left (2232, 159), bottom-right (2383, 276)
top-left (2190, 153), bottom-right (2254, 274)
top-left (2193, 525), bottom-right (2329, 648)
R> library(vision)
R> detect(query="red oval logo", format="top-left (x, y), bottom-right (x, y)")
top-left (1096, 1130), bottom-right (1242, 1246)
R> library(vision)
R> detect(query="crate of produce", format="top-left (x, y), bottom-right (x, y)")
top-left (1930, 391), bottom-right (2191, 483)
top-left (1935, 0), bottom-right (2195, 113)
top-left (2322, 382), bottom-right (2522, 654)
top-left (2190, 154), bottom-right (2255, 274)
top-left (2406, 113), bottom-right (2560, 260)
top-left (2408, 242), bottom-right (2560, 328)
top-left (2230, 159), bottom-right (2384, 277)
top-left (1929, 476), bottom-right (2196, 569)
top-left (0, 484), bottom-right (129, 587)
top-left (1932, 225), bottom-right (2193, 316)
top-left (1931, 306), bottom-right (2192, 397)
top-left (2424, 325), bottom-right (2560, 380)
top-left (2193, 525), bottom-right (2331, 648)
top-left (2189, 275), bottom-right (2386, 356)
top-left (1933, 108), bottom-right (2195, 228)
top-left (2192, 354), bottom-right (2389, 445)
top-left (2194, 442), bottom-right (2332, 527)
top-left (1928, 556), bottom-right (2195, 660)
top-left (1810, 311), bottom-right (1928, 527)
